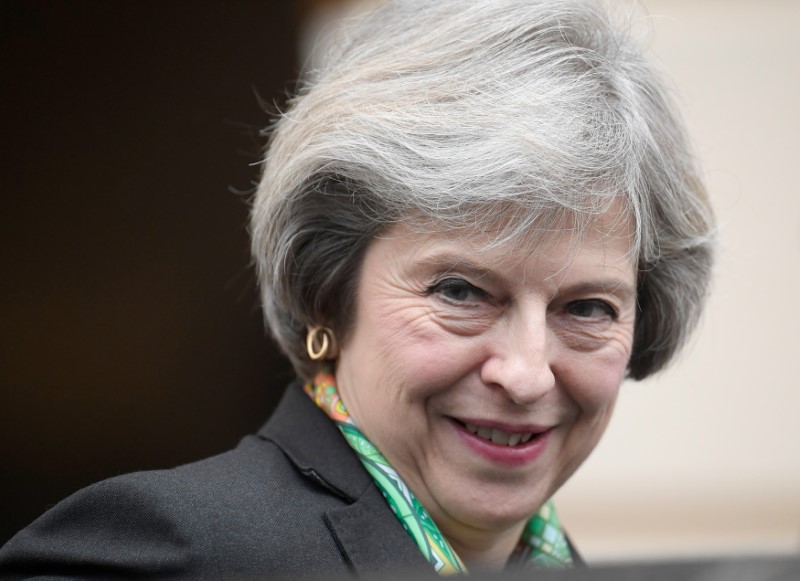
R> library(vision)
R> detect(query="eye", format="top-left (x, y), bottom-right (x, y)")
top-left (429, 277), bottom-right (489, 304)
top-left (565, 299), bottom-right (617, 320)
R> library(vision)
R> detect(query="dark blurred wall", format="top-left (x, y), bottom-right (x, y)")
top-left (0, 1), bottom-right (300, 544)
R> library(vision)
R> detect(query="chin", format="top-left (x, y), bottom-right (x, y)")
top-left (438, 480), bottom-right (555, 533)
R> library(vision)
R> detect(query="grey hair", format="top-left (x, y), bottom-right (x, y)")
top-left (250, 0), bottom-right (715, 381)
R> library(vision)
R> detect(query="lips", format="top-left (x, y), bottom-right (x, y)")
top-left (463, 423), bottom-right (535, 447)
top-left (452, 418), bottom-right (552, 466)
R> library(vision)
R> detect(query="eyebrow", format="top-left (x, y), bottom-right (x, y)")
top-left (417, 253), bottom-right (501, 283)
top-left (560, 280), bottom-right (637, 303)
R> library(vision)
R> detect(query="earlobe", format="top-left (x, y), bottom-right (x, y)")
top-left (306, 326), bottom-right (338, 360)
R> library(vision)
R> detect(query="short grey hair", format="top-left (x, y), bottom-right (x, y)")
top-left (250, 0), bottom-right (715, 381)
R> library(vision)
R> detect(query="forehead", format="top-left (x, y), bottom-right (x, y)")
top-left (394, 203), bottom-right (635, 267)
top-left (400, 196), bottom-right (636, 254)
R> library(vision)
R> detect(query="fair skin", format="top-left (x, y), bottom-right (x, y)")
top-left (334, 215), bottom-right (637, 569)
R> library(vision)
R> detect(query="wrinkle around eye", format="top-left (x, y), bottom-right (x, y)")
top-left (426, 301), bottom-right (499, 337)
top-left (551, 312), bottom-right (635, 353)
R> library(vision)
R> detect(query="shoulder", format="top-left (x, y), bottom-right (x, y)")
top-left (0, 393), bottom-right (356, 578)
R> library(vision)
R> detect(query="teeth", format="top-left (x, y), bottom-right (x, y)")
top-left (491, 430), bottom-right (510, 445)
top-left (463, 422), bottom-right (534, 447)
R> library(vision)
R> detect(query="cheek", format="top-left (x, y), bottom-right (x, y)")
top-left (559, 351), bottom-right (627, 415)
top-left (558, 319), bottom-right (632, 404)
top-left (369, 298), bottom-right (479, 394)
top-left (558, 356), bottom-right (625, 468)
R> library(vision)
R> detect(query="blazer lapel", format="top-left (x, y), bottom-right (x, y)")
top-left (324, 485), bottom-right (428, 575)
top-left (259, 384), bottom-right (429, 574)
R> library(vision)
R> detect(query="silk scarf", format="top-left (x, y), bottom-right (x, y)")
top-left (305, 369), bottom-right (573, 574)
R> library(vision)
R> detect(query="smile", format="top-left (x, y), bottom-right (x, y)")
top-left (452, 419), bottom-right (552, 466)
top-left (463, 423), bottom-right (535, 447)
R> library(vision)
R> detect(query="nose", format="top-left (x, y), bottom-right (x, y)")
top-left (479, 308), bottom-right (556, 406)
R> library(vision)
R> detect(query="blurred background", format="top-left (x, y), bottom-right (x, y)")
top-left (1, 0), bottom-right (798, 562)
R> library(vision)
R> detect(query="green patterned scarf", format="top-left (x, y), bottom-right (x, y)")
top-left (305, 369), bottom-right (574, 574)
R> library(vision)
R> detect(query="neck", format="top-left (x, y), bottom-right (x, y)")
top-left (443, 521), bottom-right (527, 571)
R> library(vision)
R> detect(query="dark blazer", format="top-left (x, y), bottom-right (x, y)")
top-left (0, 384), bottom-right (429, 578)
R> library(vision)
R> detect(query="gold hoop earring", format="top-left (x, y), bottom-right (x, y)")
top-left (306, 326), bottom-right (337, 360)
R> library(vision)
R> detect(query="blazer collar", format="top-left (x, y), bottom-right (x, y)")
top-left (258, 383), bottom-right (428, 574)
top-left (258, 382), bottom-right (371, 501)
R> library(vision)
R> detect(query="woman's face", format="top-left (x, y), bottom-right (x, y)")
top-left (335, 216), bottom-right (636, 549)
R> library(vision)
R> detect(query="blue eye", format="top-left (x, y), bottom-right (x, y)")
top-left (430, 278), bottom-right (488, 303)
top-left (566, 300), bottom-right (616, 320)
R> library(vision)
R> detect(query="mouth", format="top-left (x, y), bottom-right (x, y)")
top-left (451, 418), bottom-right (552, 466)
top-left (455, 420), bottom-right (547, 448)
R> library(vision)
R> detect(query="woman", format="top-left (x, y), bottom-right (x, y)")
top-left (0, 0), bottom-right (713, 576)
